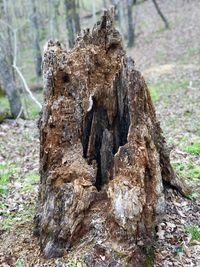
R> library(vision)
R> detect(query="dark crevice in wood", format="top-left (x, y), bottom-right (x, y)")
top-left (81, 106), bottom-right (94, 159)
top-left (81, 80), bottom-right (130, 190)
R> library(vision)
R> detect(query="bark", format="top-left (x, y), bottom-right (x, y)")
top-left (29, 0), bottom-right (42, 77)
top-left (152, 0), bottom-right (169, 29)
top-left (34, 10), bottom-right (189, 265)
top-left (64, 0), bottom-right (80, 48)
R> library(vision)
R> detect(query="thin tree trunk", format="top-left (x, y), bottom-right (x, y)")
top-left (29, 0), bottom-right (42, 77)
top-left (64, 0), bottom-right (80, 48)
top-left (49, 0), bottom-right (60, 39)
top-left (0, 53), bottom-right (23, 118)
top-left (152, 0), bottom-right (169, 29)
top-left (0, 0), bottom-right (24, 118)
top-left (34, 11), bottom-right (188, 263)
top-left (126, 0), bottom-right (135, 47)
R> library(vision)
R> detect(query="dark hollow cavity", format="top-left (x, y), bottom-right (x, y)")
top-left (81, 76), bottom-right (130, 190)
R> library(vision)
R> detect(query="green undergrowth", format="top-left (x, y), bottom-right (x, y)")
top-left (0, 163), bottom-right (17, 195)
top-left (0, 165), bottom-right (39, 231)
top-left (15, 258), bottom-right (27, 267)
top-left (0, 92), bottom-right (42, 120)
top-left (184, 141), bottom-right (200, 155)
top-left (22, 171), bottom-right (40, 191)
top-left (148, 79), bottom-right (188, 103)
top-left (143, 246), bottom-right (155, 267)
top-left (114, 250), bottom-right (132, 265)
top-left (172, 161), bottom-right (200, 180)
top-left (185, 225), bottom-right (200, 240)
top-left (0, 204), bottom-right (35, 231)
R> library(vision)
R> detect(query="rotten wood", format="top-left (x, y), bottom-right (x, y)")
top-left (34, 10), bottom-right (189, 265)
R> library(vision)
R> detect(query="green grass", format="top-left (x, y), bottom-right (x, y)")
top-left (0, 163), bottom-right (17, 195)
top-left (185, 225), bottom-right (200, 240)
top-left (149, 87), bottom-right (159, 102)
top-left (187, 193), bottom-right (198, 201)
top-left (15, 258), bottom-right (27, 267)
top-left (185, 141), bottom-right (200, 155)
top-left (172, 161), bottom-right (200, 179)
top-left (0, 92), bottom-right (42, 120)
top-left (1, 204), bottom-right (35, 231)
top-left (148, 80), bottom-right (188, 103)
top-left (22, 171), bottom-right (40, 191)
top-left (0, 167), bottom-right (39, 231)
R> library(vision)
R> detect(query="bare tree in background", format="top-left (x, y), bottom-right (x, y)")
top-left (49, 0), bottom-right (60, 39)
top-left (64, 0), bottom-right (80, 48)
top-left (110, 0), bottom-right (135, 47)
top-left (152, 0), bottom-right (169, 29)
top-left (0, 0), bottom-right (24, 118)
top-left (29, 0), bottom-right (42, 77)
top-left (126, 0), bottom-right (135, 47)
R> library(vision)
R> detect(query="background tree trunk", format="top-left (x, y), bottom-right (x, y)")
top-left (0, 51), bottom-right (23, 118)
top-left (64, 0), bottom-right (80, 48)
top-left (29, 0), bottom-right (42, 78)
top-left (49, 0), bottom-right (60, 39)
top-left (126, 0), bottom-right (135, 47)
top-left (0, 0), bottom-right (24, 118)
top-left (34, 10), bottom-right (188, 264)
top-left (152, 0), bottom-right (169, 29)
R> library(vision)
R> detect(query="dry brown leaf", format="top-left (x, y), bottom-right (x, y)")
top-left (191, 240), bottom-right (200, 245)
top-left (185, 247), bottom-right (191, 257)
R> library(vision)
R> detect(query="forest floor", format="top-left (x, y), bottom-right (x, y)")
top-left (0, 0), bottom-right (200, 266)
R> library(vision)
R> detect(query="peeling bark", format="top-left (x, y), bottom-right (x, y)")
top-left (34, 10), bottom-right (189, 265)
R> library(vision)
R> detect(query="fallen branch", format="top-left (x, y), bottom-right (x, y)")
top-left (12, 29), bottom-right (42, 109)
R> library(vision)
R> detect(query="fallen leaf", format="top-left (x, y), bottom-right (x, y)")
top-left (191, 240), bottom-right (200, 245)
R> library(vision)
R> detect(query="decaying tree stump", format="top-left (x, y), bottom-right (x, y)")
top-left (34, 10), bottom-right (189, 265)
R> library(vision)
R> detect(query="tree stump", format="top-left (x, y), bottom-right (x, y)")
top-left (34, 10), bottom-right (189, 265)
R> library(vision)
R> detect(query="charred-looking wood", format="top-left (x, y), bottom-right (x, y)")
top-left (34, 10), bottom-right (189, 264)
